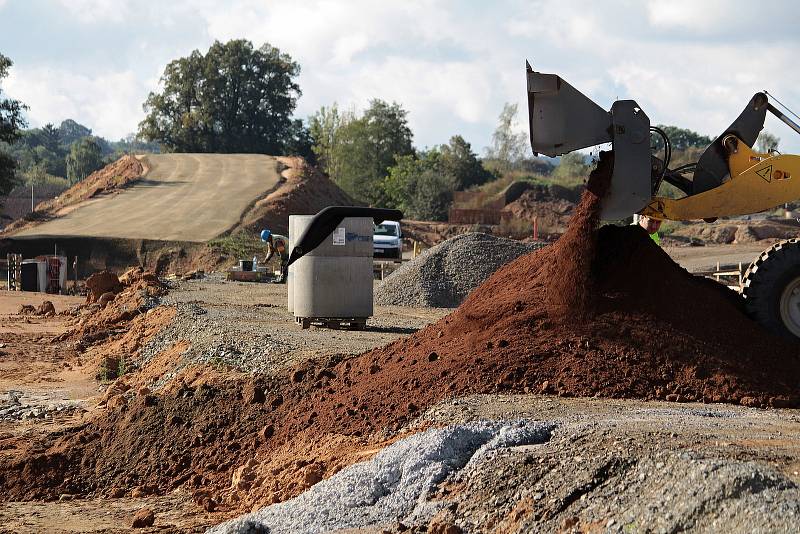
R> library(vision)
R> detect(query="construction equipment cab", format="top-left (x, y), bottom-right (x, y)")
top-left (526, 62), bottom-right (800, 339)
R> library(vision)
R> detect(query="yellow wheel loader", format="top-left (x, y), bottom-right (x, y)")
top-left (526, 62), bottom-right (800, 339)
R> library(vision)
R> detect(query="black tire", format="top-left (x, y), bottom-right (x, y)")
top-left (742, 238), bottom-right (800, 339)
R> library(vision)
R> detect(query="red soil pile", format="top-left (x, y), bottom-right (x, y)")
top-left (4, 152), bottom-right (800, 510)
top-left (85, 271), bottom-right (123, 303)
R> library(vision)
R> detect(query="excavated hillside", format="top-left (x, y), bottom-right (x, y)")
top-left (235, 156), bottom-right (360, 236)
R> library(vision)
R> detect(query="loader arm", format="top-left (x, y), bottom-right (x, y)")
top-left (640, 139), bottom-right (800, 221)
top-left (526, 63), bottom-right (800, 223)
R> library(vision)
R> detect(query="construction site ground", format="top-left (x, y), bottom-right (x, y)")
top-left (1, 258), bottom-right (799, 532)
top-left (665, 242), bottom-right (773, 273)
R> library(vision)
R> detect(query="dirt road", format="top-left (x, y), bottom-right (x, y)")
top-left (11, 154), bottom-right (281, 242)
top-left (665, 243), bottom-right (768, 272)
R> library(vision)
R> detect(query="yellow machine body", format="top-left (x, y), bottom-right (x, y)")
top-left (640, 138), bottom-right (800, 221)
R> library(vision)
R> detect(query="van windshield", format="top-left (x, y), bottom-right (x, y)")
top-left (374, 223), bottom-right (398, 237)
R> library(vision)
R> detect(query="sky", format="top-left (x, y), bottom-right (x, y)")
top-left (1, 0), bottom-right (799, 154)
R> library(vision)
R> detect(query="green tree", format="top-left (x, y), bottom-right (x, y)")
top-left (652, 125), bottom-right (712, 151)
top-left (309, 104), bottom-right (352, 179)
top-left (439, 135), bottom-right (494, 190)
top-left (40, 123), bottom-right (60, 152)
top-left (65, 137), bottom-right (104, 184)
top-left (756, 130), bottom-right (780, 153)
top-left (0, 53), bottom-right (27, 196)
top-left (385, 150), bottom-right (456, 221)
top-left (330, 99), bottom-right (414, 205)
top-left (485, 103), bottom-right (528, 171)
top-left (139, 40), bottom-right (301, 154)
top-left (552, 151), bottom-right (589, 181)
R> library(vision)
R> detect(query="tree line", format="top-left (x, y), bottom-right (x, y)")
top-left (3, 41), bottom-right (779, 222)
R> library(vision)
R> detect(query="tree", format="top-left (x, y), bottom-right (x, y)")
top-left (327, 99), bottom-right (414, 205)
top-left (652, 125), bottom-right (712, 151)
top-left (65, 137), bottom-right (104, 184)
top-left (138, 40), bottom-right (301, 155)
top-left (384, 148), bottom-right (462, 221)
top-left (309, 104), bottom-right (353, 179)
top-left (0, 53), bottom-right (27, 196)
top-left (40, 123), bottom-right (60, 153)
top-left (58, 119), bottom-right (92, 146)
top-left (439, 135), bottom-right (494, 190)
top-left (485, 103), bottom-right (528, 170)
top-left (552, 151), bottom-right (589, 181)
top-left (283, 119), bottom-right (316, 164)
top-left (757, 130), bottom-right (780, 153)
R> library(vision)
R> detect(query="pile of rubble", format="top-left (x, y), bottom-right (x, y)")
top-left (375, 233), bottom-right (543, 308)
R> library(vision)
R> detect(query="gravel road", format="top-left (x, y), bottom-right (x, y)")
top-left (140, 274), bottom-right (448, 376)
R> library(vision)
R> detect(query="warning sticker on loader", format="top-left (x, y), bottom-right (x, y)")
top-left (332, 227), bottom-right (346, 245)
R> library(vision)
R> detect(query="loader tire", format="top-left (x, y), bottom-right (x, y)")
top-left (742, 238), bottom-right (800, 339)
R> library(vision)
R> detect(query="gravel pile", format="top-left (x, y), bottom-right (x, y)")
top-left (208, 420), bottom-right (555, 534)
top-left (375, 233), bottom-right (545, 308)
top-left (137, 301), bottom-right (295, 376)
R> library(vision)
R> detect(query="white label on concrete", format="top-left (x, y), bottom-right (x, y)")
top-left (332, 227), bottom-right (346, 245)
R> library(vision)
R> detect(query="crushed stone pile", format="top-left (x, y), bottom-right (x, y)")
top-left (209, 420), bottom-right (554, 534)
top-left (375, 233), bottom-right (543, 308)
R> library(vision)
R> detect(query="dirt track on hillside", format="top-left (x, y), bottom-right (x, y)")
top-left (12, 154), bottom-right (281, 242)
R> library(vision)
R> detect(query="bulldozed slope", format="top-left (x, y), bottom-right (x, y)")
top-left (232, 156), bottom-right (360, 236)
top-left (9, 154), bottom-right (282, 242)
top-left (1, 155), bottom-right (144, 236)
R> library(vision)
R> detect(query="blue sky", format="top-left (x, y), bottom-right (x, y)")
top-left (1, 0), bottom-right (799, 154)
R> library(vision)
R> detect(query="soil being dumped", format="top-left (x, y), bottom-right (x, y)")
top-left (3, 153), bottom-right (799, 515)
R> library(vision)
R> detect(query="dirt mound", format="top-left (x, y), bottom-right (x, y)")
top-left (60, 269), bottom-right (166, 346)
top-left (85, 271), bottom-right (123, 303)
top-left (236, 156), bottom-right (359, 236)
top-left (502, 187), bottom-right (576, 235)
top-left (1, 156), bottom-right (143, 236)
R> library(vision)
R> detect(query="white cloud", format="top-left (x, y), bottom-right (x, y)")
top-left (6, 66), bottom-right (147, 140)
top-left (2, 0), bottom-right (799, 153)
top-left (55, 0), bottom-right (131, 23)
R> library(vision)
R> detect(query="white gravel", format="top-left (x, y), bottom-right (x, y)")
top-left (375, 233), bottom-right (546, 308)
top-left (207, 420), bottom-right (555, 534)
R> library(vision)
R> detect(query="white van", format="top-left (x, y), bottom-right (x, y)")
top-left (373, 220), bottom-right (402, 260)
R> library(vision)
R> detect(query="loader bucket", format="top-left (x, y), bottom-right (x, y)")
top-left (526, 63), bottom-right (653, 220)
